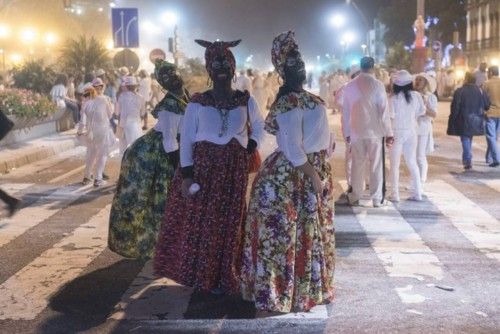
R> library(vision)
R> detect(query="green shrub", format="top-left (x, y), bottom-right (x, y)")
top-left (12, 59), bottom-right (57, 95)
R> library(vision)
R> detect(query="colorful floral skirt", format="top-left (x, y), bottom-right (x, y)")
top-left (108, 129), bottom-right (176, 260)
top-left (154, 139), bottom-right (249, 294)
top-left (240, 150), bottom-right (335, 313)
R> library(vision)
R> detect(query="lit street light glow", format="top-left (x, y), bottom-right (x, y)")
top-left (0, 24), bottom-right (10, 38)
top-left (10, 53), bottom-right (22, 64)
top-left (329, 14), bottom-right (346, 28)
top-left (44, 32), bottom-right (57, 45)
top-left (20, 28), bottom-right (37, 43)
top-left (342, 31), bottom-right (356, 44)
top-left (141, 20), bottom-right (161, 34)
top-left (161, 11), bottom-right (179, 25)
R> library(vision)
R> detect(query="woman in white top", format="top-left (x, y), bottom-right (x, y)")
top-left (115, 76), bottom-right (145, 154)
top-left (414, 73), bottom-right (438, 183)
top-left (389, 70), bottom-right (426, 201)
top-left (77, 85), bottom-right (115, 187)
top-left (109, 60), bottom-right (189, 259)
top-left (240, 31), bottom-right (335, 314)
top-left (154, 39), bottom-right (265, 295)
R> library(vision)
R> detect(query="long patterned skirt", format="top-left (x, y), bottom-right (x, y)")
top-left (154, 139), bottom-right (249, 294)
top-left (240, 150), bottom-right (335, 313)
top-left (108, 129), bottom-right (176, 260)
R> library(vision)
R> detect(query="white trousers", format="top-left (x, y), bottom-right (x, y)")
top-left (416, 134), bottom-right (429, 183)
top-left (345, 141), bottom-right (352, 187)
top-left (390, 132), bottom-right (422, 199)
top-left (84, 141), bottom-right (108, 181)
top-left (120, 123), bottom-right (142, 154)
top-left (349, 138), bottom-right (384, 203)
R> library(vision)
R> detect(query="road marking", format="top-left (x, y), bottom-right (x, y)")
top-left (339, 181), bottom-right (443, 304)
top-left (0, 185), bottom-right (94, 248)
top-left (0, 183), bottom-right (34, 194)
top-left (0, 205), bottom-right (110, 320)
top-left (48, 165), bottom-right (85, 184)
top-left (478, 179), bottom-right (500, 193)
top-left (425, 180), bottom-right (500, 262)
top-left (109, 261), bottom-right (194, 320)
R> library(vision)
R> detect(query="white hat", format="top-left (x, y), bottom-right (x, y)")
top-left (417, 72), bottom-right (437, 93)
top-left (91, 77), bottom-right (104, 87)
top-left (393, 70), bottom-right (413, 86)
top-left (122, 76), bottom-right (138, 86)
top-left (118, 66), bottom-right (130, 75)
top-left (95, 68), bottom-right (106, 77)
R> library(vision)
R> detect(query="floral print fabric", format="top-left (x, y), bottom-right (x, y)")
top-left (108, 129), bottom-right (176, 259)
top-left (154, 139), bottom-right (249, 294)
top-left (240, 150), bottom-right (335, 313)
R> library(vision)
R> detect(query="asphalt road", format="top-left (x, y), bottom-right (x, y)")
top-left (0, 102), bottom-right (499, 334)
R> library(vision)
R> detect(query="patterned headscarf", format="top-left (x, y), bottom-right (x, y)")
top-left (154, 59), bottom-right (177, 90)
top-left (194, 39), bottom-right (241, 78)
top-left (271, 31), bottom-right (299, 78)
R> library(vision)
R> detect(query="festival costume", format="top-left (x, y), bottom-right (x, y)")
top-left (108, 60), bottom-right (189, 259)
top-left (240, 31), bottom-right (335, 313)
top-left (154, 40), bottom-right (265, 293)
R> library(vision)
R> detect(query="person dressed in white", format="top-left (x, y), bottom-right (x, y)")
top-left (77, 84), bottom-right (115, 187)
top-left (319, 71), bottom-right (329, 105)
top-left (138, 69), bottom-right (152, 130)
top-left (414, 73), bottom-right (438, 184)
top-left (233, 69), bottom-right (252, 93)
top-left (389, 70), bottom-right (426, 202)
top-left (342, 56), bottom-right (394, 207)
top-left (115, 76), bottom-right (145, 154)
top-left (252, 72), bottom-right (271, 116)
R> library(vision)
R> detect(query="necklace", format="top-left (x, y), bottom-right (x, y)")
top-left (211, 91), bottom-right (233, 137)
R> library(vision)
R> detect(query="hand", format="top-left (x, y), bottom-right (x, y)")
top-left (182, 178), bottom-right (194, 198)
top-left (385, 136), bottom-right (394, 148)
top-left (311, 172), bottom-right (323, 195)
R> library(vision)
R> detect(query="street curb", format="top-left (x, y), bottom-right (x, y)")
top-left (0, 134), bottom-right (79, 174)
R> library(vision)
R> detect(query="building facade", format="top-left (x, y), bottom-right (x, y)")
top-left (466, 0), bottom-right (500, 68)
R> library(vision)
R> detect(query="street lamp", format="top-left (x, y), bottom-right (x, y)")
top-left (44, 32), bottom-right (58, 46)
top-left (161, 11), bottom-right (179, 25)
top-left (20, 28), bottom-right (36, 44)
top-left (161, 11), bottom-right (180, 66)
top-left (0, 24), bottom-right (10, 39)
top-left (361, 43), bottom-right (367, 55)
top-left (329, 14), bottom-right (346, 28)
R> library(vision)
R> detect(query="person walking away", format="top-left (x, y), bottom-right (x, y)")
top-left (240, 31), bottom-right (335, 314)
top-left (138, 70), bottom-right (152, 130)
top-left (319, 71), bottom-right (329, 106)
top-left (252, 72), bottom-right (270, 116)
top-left (108, 60), bottom-right (190, 259)
top-left (474, 62), bottom-right (488, 88)
top-left (447, 72), bottom-right (490, 169)
top-left (388, 70), bottom-right (425, 202)
top-left (342, 56), bottom-right (394, 207)
top-left (115, 76), bottom-right (145, 154)
top-left (77, 85), bottom-right (115, 187)
top-left (482, 65), bottom-right (500, 167)
top-left (154, 38), bottom-right (265, 295)
top-left (414, 73), bottom-right (438, 183)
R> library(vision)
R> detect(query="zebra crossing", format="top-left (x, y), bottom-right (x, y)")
top-left (0, 174), bottom-right (499, 331)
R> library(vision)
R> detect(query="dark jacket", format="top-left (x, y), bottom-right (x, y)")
top-left (447, 84), bottom-right (490, 136)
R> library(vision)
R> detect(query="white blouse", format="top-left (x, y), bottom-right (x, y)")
top-left (180, 96), bottom-right (265, 167)
top-left (115, 91), bottom-right (145, 127)
top-left (389, 91), bottom-right (425, 135)
top-left (417, 92), bottom-right (437, 136)
top-left (154, 110), bottom-right (183, 154)
top-left (276, 104), bottom-right (331, 167)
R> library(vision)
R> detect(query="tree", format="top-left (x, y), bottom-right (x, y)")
top-left (58, 35), bottom-right (111, 75)
top-left (379, 0), bottom-right (466, 47)
top-left (385, 42), bottom-right (412, 70)
top-left (12, 59), bottom-right (56, 95)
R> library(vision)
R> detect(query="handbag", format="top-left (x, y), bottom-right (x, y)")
top-left (246, 103), bottom-right (261, 173)
top-left (0, 109), bottom-right (15, 141)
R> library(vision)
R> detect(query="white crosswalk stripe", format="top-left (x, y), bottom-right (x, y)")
top-left (0, 205), bottom-right (110, 320)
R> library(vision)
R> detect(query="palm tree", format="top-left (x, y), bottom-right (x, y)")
top-left (59, 35), bottom-right (111, 75)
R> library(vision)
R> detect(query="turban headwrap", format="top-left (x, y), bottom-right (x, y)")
top-left (194, 39), bottom-right (241, 78)
top-left (154, 59), bottom-right (177, 90)
top-left (271, 31), bottom-right (299, 78)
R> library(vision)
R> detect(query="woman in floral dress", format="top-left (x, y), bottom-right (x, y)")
top-left (240, 31), bottom-right (336, 313)
top-left (108, 60), bottom-right (190, 259)
top-left (154, 39), bottom-right (265, 294)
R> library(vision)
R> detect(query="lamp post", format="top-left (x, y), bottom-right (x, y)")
top-left (161, 11), bottom-right (179, 66)
top-left (361, 44), bottom-right (367, 55)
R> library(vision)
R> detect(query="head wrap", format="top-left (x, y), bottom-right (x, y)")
top-left (194, 39), bottom-right (241, 77)
top-left (154, 59), bottom-right (177, 89)
top-left (271, 31), bottom-right (299, 78)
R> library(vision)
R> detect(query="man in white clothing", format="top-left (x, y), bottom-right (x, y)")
top-left (342, 57), bottom-right (394, 207)
top-left (138, 69), bottom-right (152, 130)
top-left (233, 69), bottom-right (252, 93)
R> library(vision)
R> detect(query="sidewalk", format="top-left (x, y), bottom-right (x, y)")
top-left (0, 128), bottom-right (79, 174)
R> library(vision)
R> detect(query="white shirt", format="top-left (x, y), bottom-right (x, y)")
top-left (78, 96), bottom-right (113, 136)
top-left (180, 96), bottom-right (265, 167)
top-left (276, 104), bottom-right (331, 167)
top-left (138, 77), bottom-right (152, 102)
top-left (342, 72), bottom-right (393, 140)
top-left (389, 91), bottom-right (425, 135)
top-left (115, 91), bottom-right (145, 127)
top-left (417, 92), bottom-right (437, 135)
top-left (50, 84), bottom-right (67, 102)
top-left (233, 75), bottom-right (252, 93)
top-left (154, 110), bottom-right (183, 153)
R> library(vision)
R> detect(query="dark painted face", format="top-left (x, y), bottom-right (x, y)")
top-left (283, 49), bottom-right (306, 85)
top-left (210, 55), bottom-right (234, 83)
top-left (160, 67), bottom-right (183, 91)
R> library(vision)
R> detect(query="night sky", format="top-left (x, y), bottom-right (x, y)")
top-left (118, 0), bottom-right (393, 69)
